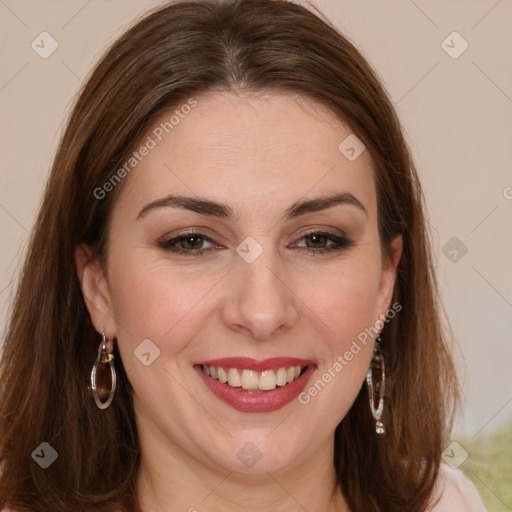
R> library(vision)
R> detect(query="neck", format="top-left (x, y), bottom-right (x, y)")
top-left (134, 417), bottom-right (350, 512)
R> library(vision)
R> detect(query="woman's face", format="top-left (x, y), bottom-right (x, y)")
top-left (79, 91), bottom-right (402, 475)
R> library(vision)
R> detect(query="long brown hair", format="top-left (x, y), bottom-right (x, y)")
top-left (0, 1), bottom-right (459, 510)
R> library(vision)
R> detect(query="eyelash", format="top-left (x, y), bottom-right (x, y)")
top-left (158, 230), bottom-right (353, 257)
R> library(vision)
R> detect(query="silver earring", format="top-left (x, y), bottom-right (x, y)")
top-left (90, 330), bottom-right (117, 410)
top-left (366, 336), bottom-right (385, 435)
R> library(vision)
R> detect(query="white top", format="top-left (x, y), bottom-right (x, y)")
top-left (1, 463), bottom-right (487, 511)
top-left (430, 463), bottom-right (488, 511)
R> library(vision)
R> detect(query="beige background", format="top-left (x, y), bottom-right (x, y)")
top-left (1, 0), bottom-right (511, 452)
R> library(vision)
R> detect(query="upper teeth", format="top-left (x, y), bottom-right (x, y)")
top-left (202, 365), bottom-right (303, 391)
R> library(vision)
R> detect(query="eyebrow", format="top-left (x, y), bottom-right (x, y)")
top-left (136, 191), bottom-right (367, 221)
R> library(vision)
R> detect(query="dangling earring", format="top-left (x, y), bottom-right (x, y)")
top-left (366, 335), bottom-right (385, 435)
top-left (90, 330), bottom-right (117, 409)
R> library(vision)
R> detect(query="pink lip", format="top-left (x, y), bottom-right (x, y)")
top-left (194, 358), bottom-right (317, 413)
top-left (196, 357), bottom-right (316, 371)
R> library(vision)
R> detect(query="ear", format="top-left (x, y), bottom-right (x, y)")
top-left (75, 244), bottom-right (117, 339)
top-left (376, 234), bottom-right (403, 319)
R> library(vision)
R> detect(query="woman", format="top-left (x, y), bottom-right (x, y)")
top-left (0, 0), bottom-right (488, 511)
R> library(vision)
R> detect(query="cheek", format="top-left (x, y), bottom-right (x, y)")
top-left (106, 257), bottom-right (217, 415)
top-left (295, 263), bottom-right (380, 423)
top-left (300, 256), bottom-right (382, 346)
top-left (106, 252), bottom-right (216, 358)
top-left (295, 255), bottom-right (381, 410)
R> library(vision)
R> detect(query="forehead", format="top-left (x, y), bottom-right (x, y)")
top-left (114, 91), bottom-right (376, 220)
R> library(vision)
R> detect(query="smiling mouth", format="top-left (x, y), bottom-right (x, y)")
top-left (194, 357), bottom-right (317, 412)
top-left (200, 364), bottom-right (307, 392)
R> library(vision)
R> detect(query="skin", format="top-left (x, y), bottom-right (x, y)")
top-left (76, 91), bottom-right (402, 512)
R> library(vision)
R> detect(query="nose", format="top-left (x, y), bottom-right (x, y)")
top-left (221, 247), bottom-right (300, 342)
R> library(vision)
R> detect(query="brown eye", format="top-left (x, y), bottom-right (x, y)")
top-left (304, 233), bottom-right (330, 249)
top-left (180, 235), bottom-right (206, 250)
top-left (158, 232), bottom-right (215, 255)
top-left (295, 231), bottom-right (353, 255)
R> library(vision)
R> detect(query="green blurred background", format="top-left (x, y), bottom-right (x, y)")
top-left (455, 426), bottom-right (512, 511)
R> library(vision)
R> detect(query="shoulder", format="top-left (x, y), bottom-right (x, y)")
top-left (429, 463), bottom-right (488, 511)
